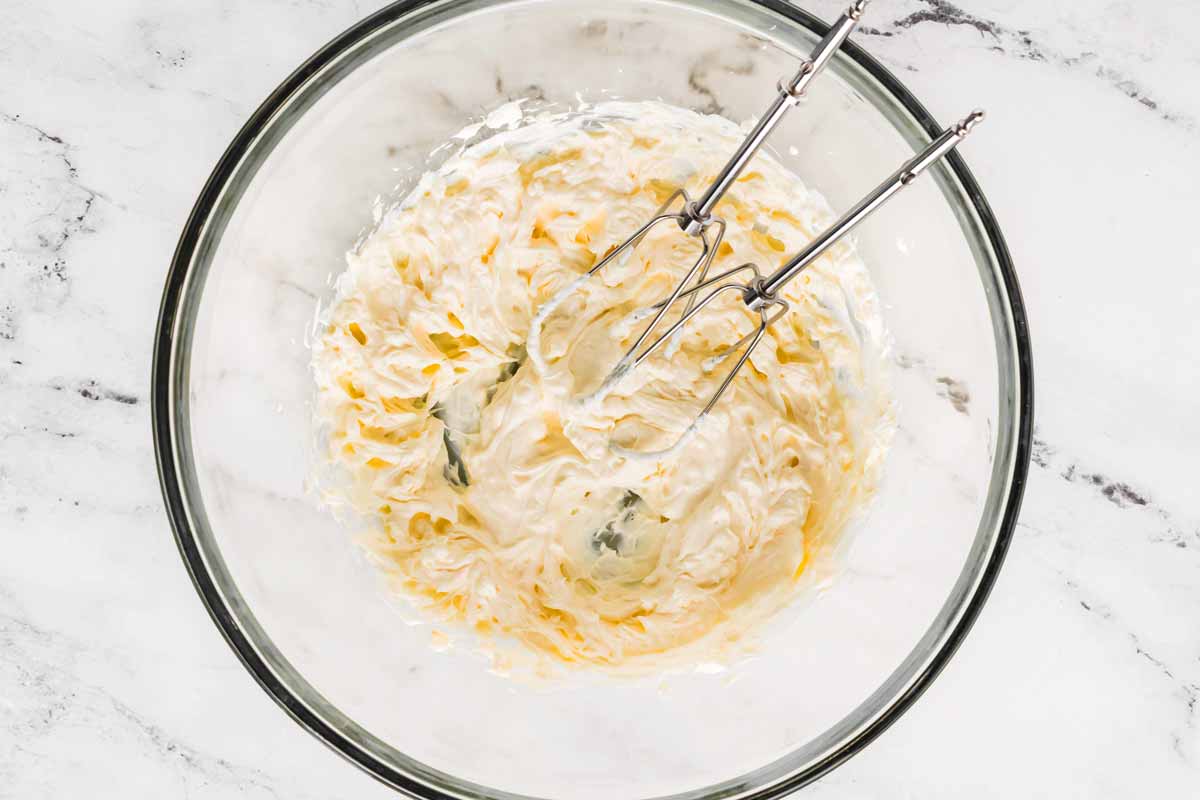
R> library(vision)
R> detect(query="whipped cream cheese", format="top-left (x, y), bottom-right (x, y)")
top-left (312, 101), bottom-right (894, 669)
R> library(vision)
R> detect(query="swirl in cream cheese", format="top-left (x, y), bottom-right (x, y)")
top-left (312, 101), bottom-right (894, 670)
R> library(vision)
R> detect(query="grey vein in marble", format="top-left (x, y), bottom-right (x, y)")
top-left (0, 111), bottom-right (102, 323)
top-left (1030, 433), bottom-right (1198, 550)
top-left (1054, 571), bottom-right (1200, 763)
top-left (861, 0), bottom-right (1194, 130)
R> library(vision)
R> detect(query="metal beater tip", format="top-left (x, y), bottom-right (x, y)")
top-left (958, 108), bottom-right (986, 133)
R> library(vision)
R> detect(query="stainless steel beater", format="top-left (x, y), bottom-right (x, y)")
top-left (619, 109), bottom-right (985, 442)
top-left (527, 0), bottom-right (987, 452)
top-left (529, 3), bottom-right (871, 368)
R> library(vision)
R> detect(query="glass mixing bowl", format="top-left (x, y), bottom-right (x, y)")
top-left (152, 0), bottom-right (1032, 796)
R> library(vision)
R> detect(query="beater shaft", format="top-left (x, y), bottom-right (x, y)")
top-left (746, 109), bottom-right (986, 310)
top-left (681, 0), bottom-right (870, 234)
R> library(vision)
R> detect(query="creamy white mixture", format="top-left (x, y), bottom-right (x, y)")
top-left (312, 101), bottom-right (893, 669)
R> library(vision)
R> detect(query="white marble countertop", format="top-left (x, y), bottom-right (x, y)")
top-left (2, 0), bottom-right (1198, 796)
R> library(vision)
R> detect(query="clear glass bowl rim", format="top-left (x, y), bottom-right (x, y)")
top-left (151, 0), bottom-right (1034, 797)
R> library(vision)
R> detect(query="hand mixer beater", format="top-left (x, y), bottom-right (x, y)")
top-left (529, 0), bottom-right (985, 453)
